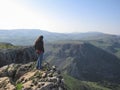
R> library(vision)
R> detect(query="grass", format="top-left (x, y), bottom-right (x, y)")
top-left (0, 43), bottom-right (18, 49)
top-left (16, 83), bottom-right (23, 90)
top-left (63, 74), bottom-right (112, 90)
top-left (81, 81), bottom-right (111, 90)
top-left (88, 40), bottom-right (111, 49)
top-left (115, 48), bottom-right (120, 58)
top-left (63, 74), bottom-right (82, 90)
top-left (88, 40), bottom-right (120, 59)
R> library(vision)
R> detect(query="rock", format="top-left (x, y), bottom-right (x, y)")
top-left (0, 65), bottom-right (8, 77)
top-left (56, 78), bottom-right (61, 84)
top-left (17, 71), bottom-right (37, 83)
top-left (39, 82), bottom-right (54, 90)
top-left (0, 62), bottom-right (67, 90)
top-left (53, 72), bottom-right (59, 77)
top-left (38, 82), bottom-right (45, 88)
top-left (58, 75), bottom-right (63, 79)
top-left (57, 70), bottom-right (61, 74)
top-left (47, 72), bottom-right (53, 77)
top-left (41, 72), bottom-right (47, 78)
top-left (32, 79), bottom-right (38, 85)
top-left (7, 64), bottom-right (17, 77)
top-left (47, 77), bottom-right (57, 83)
top-left (0, 77), bottom-right (15, 90)
top-left (52, 65), bottom-right (57, 71)
top-left (61, 79), bottom-right (65, 83)
top-left (22, 80), bottom-right (33, 89)
top-left (42, 62), bottom-right (51, 71)
top-left (15, 62), bottom-right (35, 79)
top-left (58, 86), bottom-right (64, 90)
top-left (0, 47), bottom-right (37, 67)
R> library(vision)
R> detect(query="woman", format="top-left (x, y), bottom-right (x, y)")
top-left (34, 35), bottom-right (44, 70)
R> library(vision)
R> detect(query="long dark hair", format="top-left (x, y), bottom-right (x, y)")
top-left (35, 35), bottom-right (43, 45)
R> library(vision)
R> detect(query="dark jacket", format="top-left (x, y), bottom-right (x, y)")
top-left (35, 40), bottom-right (44, 52)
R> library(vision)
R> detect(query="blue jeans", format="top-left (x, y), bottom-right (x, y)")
top-left (36, 52), bottom-right (43, 69)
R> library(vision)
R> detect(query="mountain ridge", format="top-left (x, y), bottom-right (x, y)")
top-left (0, 29), bottom-right (120, 45)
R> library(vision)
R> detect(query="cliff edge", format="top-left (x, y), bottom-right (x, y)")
top-left (0, 62), bottom-right (67, 90)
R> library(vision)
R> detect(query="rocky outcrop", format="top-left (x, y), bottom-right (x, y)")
top-left (0, 77), bottom-right (15, 90)
top-left (0, 47), bottom-right (37, 67)
top-left (0, 62), bottom-right (67, 90)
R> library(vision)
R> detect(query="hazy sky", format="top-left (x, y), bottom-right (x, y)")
top-left (0, 0), bottom-right (120, 34)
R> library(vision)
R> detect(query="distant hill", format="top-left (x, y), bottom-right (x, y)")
top-left (0, 29), bottom-right (115, 45)
top-left (0, 30), bottom-right (120, 58)
top-left (85, 35), bottom-right (120, 58)
top-left (0, 29), bottom-right (52, 45)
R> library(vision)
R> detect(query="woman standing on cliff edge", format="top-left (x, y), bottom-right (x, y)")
top-left (34, 35), bottom-right (44, 70)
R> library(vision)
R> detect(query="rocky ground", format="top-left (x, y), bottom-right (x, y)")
top-left (0, 62), bottom-right (67, 90)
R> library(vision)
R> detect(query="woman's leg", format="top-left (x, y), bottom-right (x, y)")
top-left (39, 53), bottom-right (43, 69)
top-left (36, 53), bottom-right (43, 69)
top-left (36, 55), bottom-right (40, 69)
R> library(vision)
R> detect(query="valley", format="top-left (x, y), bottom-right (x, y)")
top-left (0, 30), bottom-right (120, 90)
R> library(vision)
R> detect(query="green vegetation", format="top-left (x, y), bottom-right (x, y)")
top-left (63, 74), bottom-right (83, 90)
top-left (87, 40), bottom-right (120, 59)
top-left (0, 43), bottom-right (18, 49)
top-left (16, 83), bottom-right (23, 90)
top-left (81, 81), bottom-right (111, 90)
top-left (63, 74), bottom-right (117, 90)
top-left (115, 48), bottom-right (120, 58)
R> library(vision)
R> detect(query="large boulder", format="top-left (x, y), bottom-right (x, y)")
top-left (0, 77), bottom-right (15, 90)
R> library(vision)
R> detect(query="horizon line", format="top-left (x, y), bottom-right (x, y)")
top-left (0, 29), bottom-right (119, 35)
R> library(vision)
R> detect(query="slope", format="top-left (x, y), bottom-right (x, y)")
top-left (64, 74), bottom-right (112, 90)
top-left (45, 42), bottom-right (120, 84)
